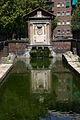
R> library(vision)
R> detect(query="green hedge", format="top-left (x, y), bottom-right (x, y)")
top-left (30, 48), bottom-right (52, 58)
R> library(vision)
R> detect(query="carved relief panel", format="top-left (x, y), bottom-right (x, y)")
top-left (33, 24), bottom-right (47, 44)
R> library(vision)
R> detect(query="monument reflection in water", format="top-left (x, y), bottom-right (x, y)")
top-left (28, 58), bottom-right (54, 94)
top-left (26, 57), bottom-right (80, 119)
top-left (29, 57), bottom-right (72, 102)
top-left (28, 57), bottom-right (80, 108)
top-left (27, 58), bottom-right (80, 120)
top-left (31, 69), bottom-right (51, 94)
top-left (0, 56), bottom-right (80, 120)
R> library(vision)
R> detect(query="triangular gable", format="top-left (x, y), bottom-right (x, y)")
top-left (24, 7), bottom-right (55, 18)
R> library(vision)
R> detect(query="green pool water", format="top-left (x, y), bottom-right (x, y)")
top-left (0, 57), bottom-right (80, 120)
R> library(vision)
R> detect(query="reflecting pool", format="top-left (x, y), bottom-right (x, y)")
top-left (0, 57), bottom-right (80, 120)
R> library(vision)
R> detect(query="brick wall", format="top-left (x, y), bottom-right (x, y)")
top-left (9, 43), bottom-right (26, 55)
top-left (53, 42), bottom-right (71, 53)
top-left (8, 42), bottom-right (71, 54)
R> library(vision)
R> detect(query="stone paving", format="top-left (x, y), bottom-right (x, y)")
top-left (0, 53), bottom-right (15, 82)
top-left (63, 51), bottom-right (80, 75)
top-left (0, 64), bottom-right (13, 82)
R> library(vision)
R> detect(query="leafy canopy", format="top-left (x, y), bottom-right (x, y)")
top-left (0, 0), bottom-right (46, 39)
top-left (71, 1), bottom-right (80, 32)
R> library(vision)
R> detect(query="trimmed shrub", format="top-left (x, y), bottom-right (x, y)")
top-left (30, 48), bottom-right (52, 58)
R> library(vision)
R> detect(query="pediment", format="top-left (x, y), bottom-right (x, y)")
top-left (24, 7), bottom-right (55, 19)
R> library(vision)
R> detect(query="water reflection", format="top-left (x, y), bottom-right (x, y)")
top-left (28, 58), bottom-right (80, 119)
top-left (29, 58), bottom-right (80, 111)
top-left (31, 70), bottom-right (51, 93)
top-left (55, 73), bottom-right (73, 102)
top-left (0, 56), bottom-right (80, 120)
top-left (28, 58), bottom-right (72, 102)
top-left (40, 112), bottom-right (80, 120)
top-left (30, 58), bottom-right (54, 94)
top-left (24, 57), bottom-right (80, 104)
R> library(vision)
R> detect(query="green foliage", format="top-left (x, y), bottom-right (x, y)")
top-left (0, 0), bottom-right (45, 40)
top-left (71, 9), bottom-right (80, 32)
top-left (26, 0), bottom-right (45, 12)
top-left (71, 1), bottom-right (80, 39)
top-left (0, 0), bottom-right (26, 40)
top-left (30, 48), bottom-right (51, 58)
top-left (51, 18), bottom-right (57, 31)
top-left (51, 18), bottom-right (57, 37)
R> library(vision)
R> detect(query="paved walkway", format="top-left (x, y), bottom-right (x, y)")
top-left (63, 51), bottom-right (80, 75)
top-left (0, 64), bottom-right (13, 82)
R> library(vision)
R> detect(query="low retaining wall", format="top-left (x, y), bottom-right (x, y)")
top-left (53, 42), bottom-right (71, 53)
top-left (9, 43), bottom-right (26, 54)
top-left (9, 41), bottom-right (71, 54)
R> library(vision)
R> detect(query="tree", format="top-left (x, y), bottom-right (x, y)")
top-left (71, 1), bottom-right (80, 39)
top-left (71, 1), bottom-right (80, 55)
top-left (26, 0), bottom-right (45, 12)
top-left (0, 0), bottom-right (26, 40)
top-left (71, 9), bottom-right (80, 39)
top-left (51, 18), bottom-right (57, 38)
top-left (0, 0), bottom-right (46, 40)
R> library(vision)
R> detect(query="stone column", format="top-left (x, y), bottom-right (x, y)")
top-left (47, 23), bottom-right (50, 45)
top-left (30, 23), bottom-right (33, 45)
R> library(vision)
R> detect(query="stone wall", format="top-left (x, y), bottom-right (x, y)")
top-left (8, 43), bottom-right (26, 55)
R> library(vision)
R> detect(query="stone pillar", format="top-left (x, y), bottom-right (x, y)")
top-left (47, 23), bottom-right (50, 45)
top-left (28, 19), bottom-right (30, 43)
top-left (30, 23), bottom-right (33, 45)
top-left (49, 19), bottom-right (51, 44)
